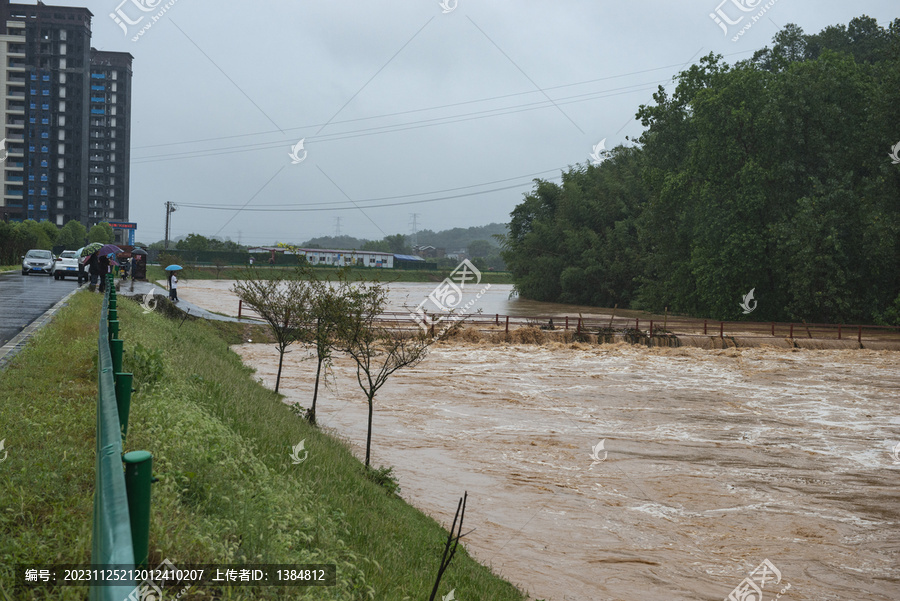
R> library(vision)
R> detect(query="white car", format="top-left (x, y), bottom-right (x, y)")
top-left (51, 250), bottom-right (80, 280)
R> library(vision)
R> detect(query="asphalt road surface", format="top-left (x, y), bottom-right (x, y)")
top-left (0, 270), bottom-right (82, 347)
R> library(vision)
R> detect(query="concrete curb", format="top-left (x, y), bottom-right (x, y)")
top-left (0, 285), bottom-right (83, 370)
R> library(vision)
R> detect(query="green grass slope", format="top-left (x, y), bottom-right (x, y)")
top-left (0, 291), bottom-right (525, 601)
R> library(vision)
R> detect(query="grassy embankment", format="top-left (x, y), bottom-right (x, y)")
top-left (146, 264), bottom-right (514, 285)
top-left (0, 265), bottom-right (19, 273)
top-left (0, 291), bottom-right (526, 601)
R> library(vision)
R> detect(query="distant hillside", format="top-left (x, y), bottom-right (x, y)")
top-left (414, 223), bottom-right (508, 252)
top-left (298, 235), bottom-right (366, 250)
top-left (300, 223), bottom-right (508, 253)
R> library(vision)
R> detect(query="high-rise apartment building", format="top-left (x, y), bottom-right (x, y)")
top-left (0, 1), bottom-right (132, 228)
top-left (88, 49), bottom-right (132, 229)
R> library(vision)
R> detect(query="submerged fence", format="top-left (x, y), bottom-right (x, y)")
top-left (236, 300), bottom-right (900, 345)
top-left (91, 274), bottom-right (153, 601)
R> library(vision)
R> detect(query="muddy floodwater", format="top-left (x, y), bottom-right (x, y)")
top-left (231, 340), bottom-right (900, 601)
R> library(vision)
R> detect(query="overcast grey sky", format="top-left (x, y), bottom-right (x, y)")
top-left (78, 0), bottom-right (898, 245)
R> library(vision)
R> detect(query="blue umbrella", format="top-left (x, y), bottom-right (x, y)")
top-left (165, 264), bottom-right (183, 271)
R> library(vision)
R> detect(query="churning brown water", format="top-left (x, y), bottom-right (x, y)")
top-left (232, 340), bottom-right (900, 601)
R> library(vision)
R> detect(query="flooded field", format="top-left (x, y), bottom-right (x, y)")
top-left (233, 341), bottom-right (900, 601)
top-left (171, 279), bottom-right (620, 320)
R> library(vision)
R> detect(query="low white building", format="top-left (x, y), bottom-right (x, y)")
top-left (300, 248), bottom-right (394, 268)
top-left (249, 247), bottom-right (394, 268)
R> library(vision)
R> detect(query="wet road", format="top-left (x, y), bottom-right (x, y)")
top-left (0, 271), bottom-right (81, 347)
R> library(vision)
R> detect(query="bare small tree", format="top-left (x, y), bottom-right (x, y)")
top-left (212, 258), bottom-right (227, 279)
top-left (233, 273), bottom-right (313, 393)
top-left (304, 273), bottom-right (351, 425)
top-left (338, 280), bottom-right (432, 468)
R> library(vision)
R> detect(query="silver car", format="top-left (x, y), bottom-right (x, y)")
top-left (21, 249), bottom-right (55, 275)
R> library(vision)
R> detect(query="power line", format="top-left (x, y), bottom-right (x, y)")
top-left (181, 167), bottom-right (563, 208)
top-left (131, 80), bottom-right (664, 165)
top-left (178, 178), bottom-right (559, 213)
top-left (132, 50), bottom-right (754, 152)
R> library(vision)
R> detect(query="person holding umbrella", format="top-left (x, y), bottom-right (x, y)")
top-left (166, 264), bottom-right (182, 302)
top-left (79, 243), bottom-right (103, 291)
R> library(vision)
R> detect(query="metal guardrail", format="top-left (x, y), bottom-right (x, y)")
top-left (90, 274), bottom-right (153, 601)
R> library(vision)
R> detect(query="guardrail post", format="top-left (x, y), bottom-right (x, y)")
top-left (115, 373), bottom-right (134, 442)
top-left (565, 316), bottom-right (568, 330)
top-left (838, 324), bottom-right (842, 340)
top-left (636, 318), bottom-right (639, 332)
top-left (789, 324), bottom-right (793, 339)
top-left (495, 313), bottom-right (499, 326)
top-left (238, 299), bottom-right (243, 319)
top-left (858, 325), bottom-right (862, 345)
top-left (111, 338), bottom-right (124, 375)
top-left (703, 320), bottom-right (707, 335)
top-left (505, 316), bottom-right (509, 334)
top-left (720, 322), bottom-right (724, 339)
top-left (108, 307), bottom-right (117, 322)
top-left (123, 450), bottom-right (153, 568)
top-left (649, 320), bottom-right (653, 337)
top-left (771, 322), bottom-right (775, 336)
top-left (108, 319), bottom-right (119, 342)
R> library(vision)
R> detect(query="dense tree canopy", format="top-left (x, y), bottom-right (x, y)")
top-left (87, 222), bottom-right (115, 244)
top-left (502, 17), bottom-right (900, 325)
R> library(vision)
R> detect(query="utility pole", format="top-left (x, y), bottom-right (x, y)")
top-left (409, 213), bottom-right (420, 248)
top-left (164, 201), bottom-right (177, 249)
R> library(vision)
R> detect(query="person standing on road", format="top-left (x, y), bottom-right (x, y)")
top-left (88, 252), bottom-right (100, 292)
top-left (168, 272), bottom-right (179, 302)
top-left (98, 255), bottom-right (109, 293)
top-left (77, 256), bottom-right (87, 286)
top-left (249, 256), bottom-right (254, 266)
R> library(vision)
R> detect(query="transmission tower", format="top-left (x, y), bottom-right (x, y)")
top-left (409, 213), bottom-right (420, 248)
top-left (334, 216), bottom-right (342, 238)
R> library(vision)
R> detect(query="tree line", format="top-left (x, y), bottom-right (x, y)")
top-left (501, 17), bottom-right (900, 325)
top-left (0, 219), bottom-right (115, 264)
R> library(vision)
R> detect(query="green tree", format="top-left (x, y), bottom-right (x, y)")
top-left (88, 222), bottom-right (114, 244)
top-left (467, 239), bottom-right (493, 258)
top-left (57, 220), bottom-right (87, 250)
top-left (384, 234), bottom-right (411, 255)
top-left (178, 233), bottom-right (212, 252)
top-left (232, 273), bottom-right (314, 393)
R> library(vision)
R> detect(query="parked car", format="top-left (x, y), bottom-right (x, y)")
top-left (21, 249), bottom-right (55, 275)
top-left (51, 250), bottom-right (80, 280)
